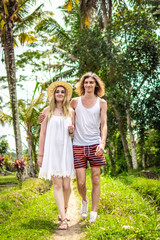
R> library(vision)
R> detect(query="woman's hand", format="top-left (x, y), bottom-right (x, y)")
top-left (38, 156), bottom-right (43, 167)
top-left (68, 125), bottom-right (74, 138)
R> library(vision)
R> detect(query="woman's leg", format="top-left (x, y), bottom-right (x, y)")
top-left (63, 177), bottom-right (71, 212)
top-left (52, 176), bottom-right (65, 220)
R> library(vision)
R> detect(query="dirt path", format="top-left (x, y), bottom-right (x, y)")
top-left (52, 183), bottom-right (85, 240)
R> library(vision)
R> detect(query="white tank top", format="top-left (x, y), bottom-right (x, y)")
top-left (73, 97), bottom-right (101, 146)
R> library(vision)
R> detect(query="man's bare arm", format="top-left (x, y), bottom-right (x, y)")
top-left (100, 99), bottom-right (107, 147)
top-left (38, 107), bottom-right (49, 123)
top-left (70, 98), bottom-right (78, 110)
top-left (95, 99), bottom-right (107, 156)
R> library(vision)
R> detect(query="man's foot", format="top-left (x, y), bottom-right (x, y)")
top-left (89, 211), bottom-right (97, 223)
top-left (80, 199), bottom-right (88, 218)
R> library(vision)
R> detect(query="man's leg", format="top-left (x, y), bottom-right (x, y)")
top-left (91, 166), bottom-right (101, 211)
top-left (76, 167), bottom-right (88, 218)
top-left (76, 167), bottom-right (87, 201)
top-left (89, 166), bottom-right (101, 223)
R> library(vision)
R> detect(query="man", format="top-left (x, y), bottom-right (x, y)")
top-left (70, 72), bottom-right (107, 223)
top-left (39, 72), bottom-right (107, 223)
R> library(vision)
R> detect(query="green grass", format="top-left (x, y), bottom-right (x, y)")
top-left (0, 177), bottom-right (58, 240)
top-left (0, 173), bottom-right (18, 185)
top-left (1, 172), bottom-right (160, 239)
top-left (0, 173), bottom-right (19, 194)
top-left (83, 171), bottom-right (160, 240)
top-left (119, 175), bottom-right (160, 207)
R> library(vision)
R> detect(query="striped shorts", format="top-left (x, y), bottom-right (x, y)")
top-left (73, 144), bottom-right (106, 169)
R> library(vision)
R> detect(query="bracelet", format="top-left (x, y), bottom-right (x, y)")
top-left (69, 132), bottom-right (73, 134)
top-left (39, 155), bottom-right (43, 157)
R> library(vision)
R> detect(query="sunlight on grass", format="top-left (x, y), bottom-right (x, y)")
top-left (84, 172), bottom-right (160, 240)
top-left (0, 177), bottom-right (57, 240)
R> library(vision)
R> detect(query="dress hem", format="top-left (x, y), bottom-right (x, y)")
top-left (38, 172), bottom-right (75, 180)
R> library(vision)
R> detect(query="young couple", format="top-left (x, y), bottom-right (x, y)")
top-left (38, 72), bottom-right (107, 230)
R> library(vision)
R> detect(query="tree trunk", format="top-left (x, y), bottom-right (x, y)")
top-left (106, 145), bottom-right (112, 166)
top-left (101, 0), bottom-right (108, 29)
top-left (108, 0), bottom-right (112, 19)
top-left (113, 142), bottom-right (116, 174)
top-left (27, 129), bottom-right (35, 177)
top-left (33, 145), bottom-right (38, 174)
top-left (126, 109), bottom-right (138, 169)
top-left (3, 20), bottom-right (23, 160)
top-left (141, 142), bottom-right (145, 169)
top-left (113, 106), bottom-right (132, 170)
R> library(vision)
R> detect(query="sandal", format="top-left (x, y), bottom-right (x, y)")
top-left (58, 214), bottom-right (62, 221)
top-left (58, 207), bottom-right (70, 222)
top-left (58, 214), bottom-right (70, 222)
top-left (58, 218), bottom-right (68, 230)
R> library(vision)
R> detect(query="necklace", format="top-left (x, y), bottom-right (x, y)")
top-left (56, 107), bottom-right (63, 116)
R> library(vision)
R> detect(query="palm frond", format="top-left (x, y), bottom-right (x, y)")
top-left (40, 67), bottom-right (77, 90)
top-left (18, 99), bottom-right (26, 110)
top-left (52, 44), bottom-right (78, 62)
top-left (0, 110), bottom-right (12, 125)
top-left (52, 67), bottom-right (77, 81)
top-left (25, 92), bottom-right (46, 121)
top-left (14, 5), bottom-right (51, 33)
top-left (35, 16), bottom-right (72, 42)
top-left (15, 32), bottom-right (37, 45)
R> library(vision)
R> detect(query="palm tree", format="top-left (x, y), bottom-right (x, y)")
top-left (0, 0), bottom-right (48, 161)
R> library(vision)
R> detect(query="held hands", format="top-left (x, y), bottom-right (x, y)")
top-left (95, 144), bottom-right (105, 156)
top-left (68, 125), bottom-right (74, 138)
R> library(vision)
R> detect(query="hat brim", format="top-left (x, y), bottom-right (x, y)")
top-left (47, 81), bottom-right (73, 100)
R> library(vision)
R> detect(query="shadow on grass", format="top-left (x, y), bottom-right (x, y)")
top-left (53, 220), bottom-right (85, 237)
top-left (21, 219), bottom-right (57, 232)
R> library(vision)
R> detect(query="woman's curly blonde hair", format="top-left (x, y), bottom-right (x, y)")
top-left (76, 72), bottom-right (105, 97)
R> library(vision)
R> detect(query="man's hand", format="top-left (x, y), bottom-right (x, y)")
top-left (95, 144), bottom-right (105, 156)
top-left (38, 112), bottom-right (45, 123)
top-left (68, 125), bottom-right (74, 138)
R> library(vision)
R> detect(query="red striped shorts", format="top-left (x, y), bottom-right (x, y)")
top-left (73, 144), bottom-right (106, 169)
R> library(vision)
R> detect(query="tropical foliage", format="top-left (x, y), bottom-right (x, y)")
top-left (0, 0), bottom-right (159, 175)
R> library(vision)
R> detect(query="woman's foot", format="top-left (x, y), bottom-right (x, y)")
top-left (58, 214), bottom-right (62, 221)
top-left (58, 218), bottom-right (68, 230)
top-left (58, 214), bottom-right (70, 222)
top-left (58, 207), bottom-right (70, 222)
top-left (65, 207), bottom-right (68, 213)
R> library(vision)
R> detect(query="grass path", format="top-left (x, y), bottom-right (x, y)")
top-left (0, 174), bottom-right (160, 239)
top-left (0, 177), bottom-right (85, 240)
top-left (52, 182), bottom-right (85, 240)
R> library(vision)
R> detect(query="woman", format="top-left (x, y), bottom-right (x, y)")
top-left (38, 81), bottom-right (75, 230)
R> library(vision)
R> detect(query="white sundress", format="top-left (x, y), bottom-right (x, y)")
top-left (39, 115), bottom-right (75, 180)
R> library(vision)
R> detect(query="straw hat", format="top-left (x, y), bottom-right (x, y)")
top-left (47, 81), bottom-right (73, 100)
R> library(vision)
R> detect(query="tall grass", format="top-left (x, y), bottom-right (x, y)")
top-left (84, 172), bottom-right (160, 240)
top-left (0, 178), bottom-right (58, 240)
top-left (119, 176), bottom-right (160, 207)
